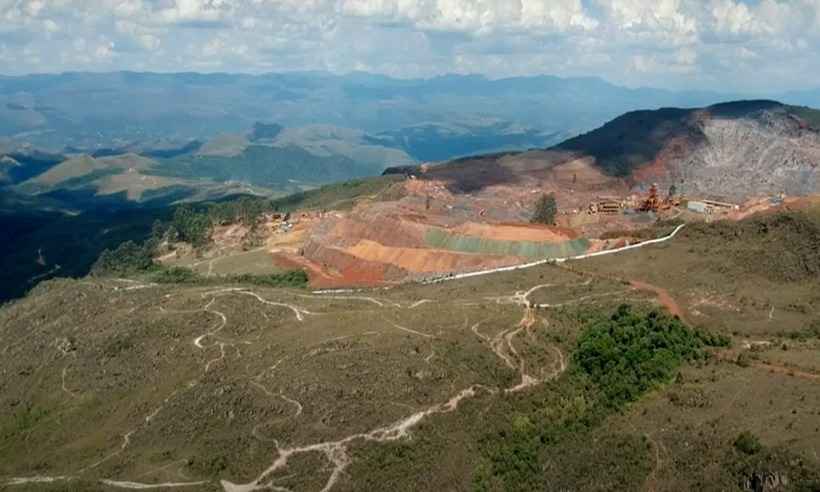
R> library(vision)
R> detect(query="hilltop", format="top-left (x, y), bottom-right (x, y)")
top-left (555, 100), bottom-right (820, 199)
top-left (431, 100), bottom-right (820, 200)
top-left (155, 101), bottom-right (820, 290)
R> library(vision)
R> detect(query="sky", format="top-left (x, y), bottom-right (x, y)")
top-left (1, 0), bottom-right (819, 92)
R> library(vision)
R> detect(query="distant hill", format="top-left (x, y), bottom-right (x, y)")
top-left (11, 71), bottom-right (820, 174)
top-left (1, 122), bottom-right (417, 212)
top-left (429, 100), bottom-right (820, 201)
top-left (0, 71), bottom-right (757, 155)
top-left (554, 100), bottom-right (820, 199)
top-left (0, 147), bottom-right (64, 185)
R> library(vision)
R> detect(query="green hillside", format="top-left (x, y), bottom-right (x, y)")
top-left (0, 207), bottom-right (818, 490)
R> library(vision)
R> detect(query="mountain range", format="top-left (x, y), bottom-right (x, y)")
top-left (7, 71), bottom-right (819, 154)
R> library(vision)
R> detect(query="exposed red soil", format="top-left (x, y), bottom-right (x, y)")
top-left (252, 141), bottom-right (819, 289)
top-left (629, 280), bottom-right (687, 321)
top-left (269, 252), bottom-right (342, 284)
top-left (630, 136), bottom-right (692, 186)
top-left (323, 213), bottom-right (428, 249)
top-left (301, 240), bottom-right (408, 288)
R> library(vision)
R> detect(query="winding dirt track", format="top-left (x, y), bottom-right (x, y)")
top-left (220, 282), bottom-right (567, 492)
top-left (7, 224), bottom-right (766, 492)
top-left (8, 263), bottom-right (665, 490)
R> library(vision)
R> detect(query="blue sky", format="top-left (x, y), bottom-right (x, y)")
top-left (1, 0), bottom-right (819, 92)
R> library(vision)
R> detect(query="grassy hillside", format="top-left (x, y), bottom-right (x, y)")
top-left (684, 208), bottom-right (820, 282)
top-left (267, 175), bottom-right (405, 211)
top-left (0, 209), bottom-right (818, 490)
top-left (789, 105), bottom-right (820, 129)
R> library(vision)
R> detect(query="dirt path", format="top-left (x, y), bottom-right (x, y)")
top-left (4, 278), bottom-right (604, 491)
top-left (641, 433), bottom-right (667, 492)
top-left (556, 262), bottom-right (687, 322)
top-left (629, 280), bottom-right (686, 321)
top-left (754, 362), bottom-right (820, 382)
top-left (220, 281), bottom-right (570, 492)
top-left (99, 479), bottom-right (209, 489)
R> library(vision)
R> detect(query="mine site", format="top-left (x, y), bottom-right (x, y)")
top-left (3, 4), bottom-right (820, 492)
top-left (159, 102), bottom-right (820, 290)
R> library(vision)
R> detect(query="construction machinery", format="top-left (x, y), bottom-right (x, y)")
top-left (639, 183), bottom-right (681, 212)
top-left (639, 183), bottom-right (663, 212)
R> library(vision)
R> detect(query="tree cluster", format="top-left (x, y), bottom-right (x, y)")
top-left (573, 304), bottom-right (707, 407)
top-left (531, 193), bottom-right (557, 225)
top-left (91, 240), bottom-right (155, 276)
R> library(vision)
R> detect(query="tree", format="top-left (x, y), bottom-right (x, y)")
top-left (91, 241), bottom-right (154, 276)
top-left (171, 204), bottom-right (211, 247)
top-left (531, 193), bottom-right (557, 225)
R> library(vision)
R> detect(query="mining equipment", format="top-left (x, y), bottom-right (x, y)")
top-left (639, 183), bottom-right (680, 212)
top-left (639, 183), bottom-right (662, 212)
top-left (588, 197), bottom-right (623, 215)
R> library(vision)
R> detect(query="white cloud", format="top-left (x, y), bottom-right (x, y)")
top-left (95, 42), bottom-right (115, 59)
top-left (339, 0), bottom-right (598, 34)
top-left (0, 0), bottom-right (819, 92)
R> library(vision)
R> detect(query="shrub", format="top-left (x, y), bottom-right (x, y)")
top-left (230, 270), bottom-right (309, 288)
top-left (170, 204), bottom-right (211, 246)
top-left (149, 267), bottom-right (202, 284)
top-left (734, 431), bottom-right (763, 455)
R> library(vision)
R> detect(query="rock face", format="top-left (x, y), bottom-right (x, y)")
top-left (557, 100), bottom-right (820, 201)
top-left (673, 105), bottom-right (820, 200)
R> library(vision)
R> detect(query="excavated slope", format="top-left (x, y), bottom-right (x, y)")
top-left (557, 100), bottom-right (820, 200)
